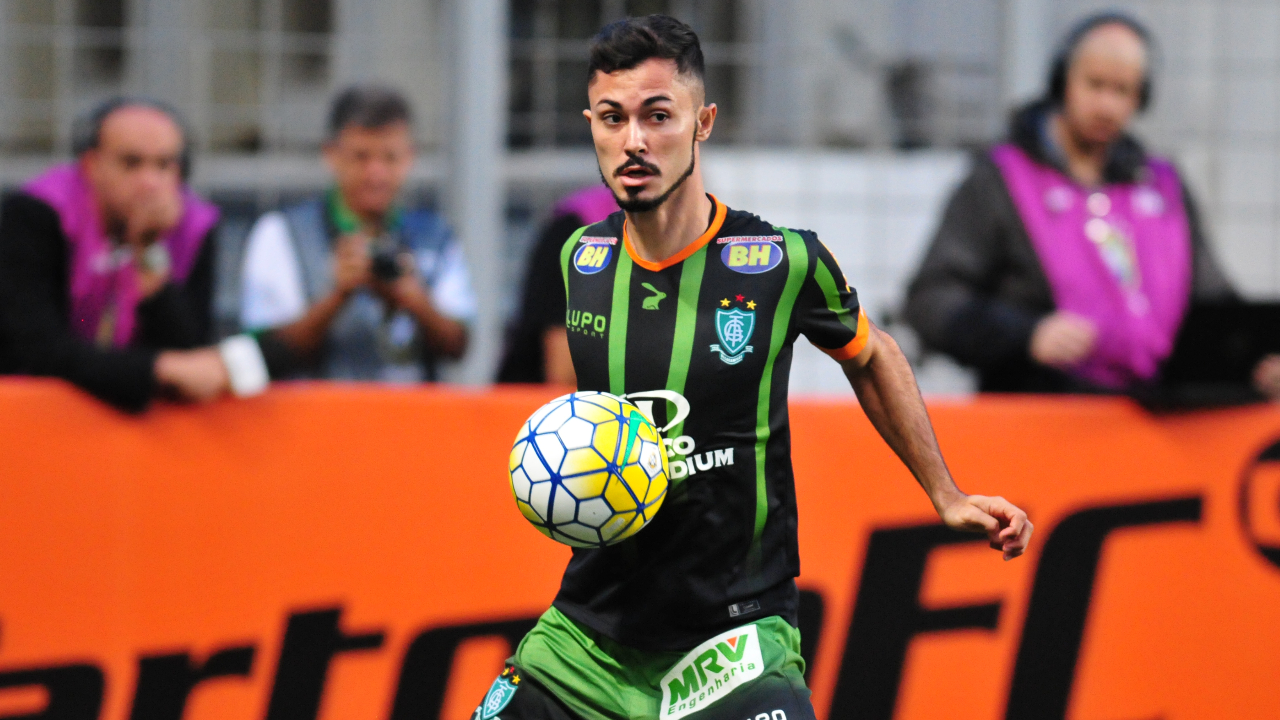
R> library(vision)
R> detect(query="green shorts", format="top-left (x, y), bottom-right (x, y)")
top-left (510, 606), bottom-right (814, 720)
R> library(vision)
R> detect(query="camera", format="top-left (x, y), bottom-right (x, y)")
top-left (369, 234), bottom-right (406, 281)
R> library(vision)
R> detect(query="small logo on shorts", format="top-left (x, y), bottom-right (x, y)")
top-left (475, 666), bottom-right (520, 720)
top-left (728, 599), bottom-right (761, 618)
top-left (661, 624), bottom-right (764, 719)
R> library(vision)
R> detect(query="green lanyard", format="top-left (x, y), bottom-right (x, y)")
top-left (325, 187), bottom-right (403, 236)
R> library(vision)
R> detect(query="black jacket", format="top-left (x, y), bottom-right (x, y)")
top-left (0, 192), bottom-right (216, 412)
top-left (905, 101), bottom-right (1237, 392)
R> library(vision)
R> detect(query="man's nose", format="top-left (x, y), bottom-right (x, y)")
top-left (623, 119), bottom-right (647, 156)
top-left (138, 163), bottom-right (171, 192)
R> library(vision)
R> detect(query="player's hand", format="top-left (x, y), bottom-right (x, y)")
top-left (333, 233), bottom-right (373, 297)
top-left (1030, 312), bottom-right (1097, 368)
top-left (939, 494), bottom-right (1033, 561)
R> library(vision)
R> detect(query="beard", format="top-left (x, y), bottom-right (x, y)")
top-left (600, 133), bottom-right (698, 214)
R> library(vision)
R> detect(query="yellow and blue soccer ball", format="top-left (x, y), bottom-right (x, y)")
top-left (509, 391), bottom-right (668, 547)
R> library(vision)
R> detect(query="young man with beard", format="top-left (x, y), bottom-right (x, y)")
top-left (474, 15), bottom-right (1032, 720)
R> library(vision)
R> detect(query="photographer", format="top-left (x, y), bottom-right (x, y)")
top-left (240, 85), bottom-right (473, 381)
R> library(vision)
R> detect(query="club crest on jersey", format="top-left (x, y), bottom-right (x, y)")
top-left (718, 236), bottom-right (782, 274)
top-left (574, 238), bottom-right (615, 274)
top-left (711, 304), bottom-right (755, 365)
top-left (474, 667), bottom-right (520, 720)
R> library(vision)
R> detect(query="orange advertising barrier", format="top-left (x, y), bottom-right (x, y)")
top-left (1, 378), bottom-right (1279, 720)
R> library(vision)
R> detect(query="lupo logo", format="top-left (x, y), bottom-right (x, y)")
top-left (661, 624), bottom-right (763, 719)
top-left (1240, 439), bottom-right (1280, 569)
top-left (566, 309), bottom-right (607, 338)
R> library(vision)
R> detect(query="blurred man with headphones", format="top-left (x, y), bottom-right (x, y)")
top-left (906, 13), bottom-right (1246, 394)
top-left (0, 98), bottom-right (268, 411)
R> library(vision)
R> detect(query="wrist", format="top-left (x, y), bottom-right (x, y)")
top-left (931, 484), bottom-right (967, 516)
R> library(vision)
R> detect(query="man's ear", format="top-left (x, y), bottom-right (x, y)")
top-left (321, 141), bottom-right (340, 174)
top-left (78, 151), bottom-right (100, 180)
top-left (582, 109), bottom-right (592, 122)
top-left (696, 103), bottom-right (717, 142)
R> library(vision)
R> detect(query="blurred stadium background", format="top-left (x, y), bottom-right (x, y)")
top-left (0, 0), bottom-right (1275, 392)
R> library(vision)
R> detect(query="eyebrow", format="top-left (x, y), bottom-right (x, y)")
top-left (593, 94), bottom-right (676, 110)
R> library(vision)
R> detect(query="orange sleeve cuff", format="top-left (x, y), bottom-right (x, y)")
top-left (820, 307), bottom-right (870, 361)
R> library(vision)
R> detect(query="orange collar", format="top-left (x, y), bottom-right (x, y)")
top-left (622, 195), bottom-right (727, 272)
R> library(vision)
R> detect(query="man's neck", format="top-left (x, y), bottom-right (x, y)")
top-left (1050, 113), bottom-right (1108, 186)
top-left (329, 188), bottom-right (393, 235)
top-left (625, 175), bottom-right (714, 263)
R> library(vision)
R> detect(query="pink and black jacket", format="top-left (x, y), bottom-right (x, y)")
top-left (906, 101), bottom-right (1237, 393)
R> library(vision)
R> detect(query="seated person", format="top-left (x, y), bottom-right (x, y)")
top-left (496, 185), bottom-right (618, 385)
top-left (0, 98), bottom-right (268, 412)
top-left (239, 85), bottom-right (473, 382)
top-left (906, 13), bottom-right (1241, 394)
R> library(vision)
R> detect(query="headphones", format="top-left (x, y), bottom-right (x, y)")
top-left (1047, 12), bottom-right (1155, 112)
top-left (71, 96), bottom-right (194, 181)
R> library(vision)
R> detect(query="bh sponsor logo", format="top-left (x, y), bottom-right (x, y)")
top-left (622, 390), bottom-right (734, 480)
top-left (662, 624), bottom-right (763, 719)
top-left (719, 236), bottom-right (782, 274)
top-left (566, 308), bottom-right (607, 338)
top-left (574, 236), bottom-right (616, 274)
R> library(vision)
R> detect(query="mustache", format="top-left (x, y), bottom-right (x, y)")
top-left (613, 153), bottom-right (660, 177)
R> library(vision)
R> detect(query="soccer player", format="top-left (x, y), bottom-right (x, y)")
top-left (474, 15), bottom-right (1032, 720)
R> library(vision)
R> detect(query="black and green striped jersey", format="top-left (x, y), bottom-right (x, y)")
top-left (553, 195), bottom-right (868, 652)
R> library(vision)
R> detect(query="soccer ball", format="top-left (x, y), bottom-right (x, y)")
top-left (509, 391), bottom-right (669, 547)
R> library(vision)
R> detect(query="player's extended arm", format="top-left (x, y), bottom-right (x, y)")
top-left (840, 322), bottom-right (1033, 560)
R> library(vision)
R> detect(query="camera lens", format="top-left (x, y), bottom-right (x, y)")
top-left (369, 236), bottom-right (405, 281)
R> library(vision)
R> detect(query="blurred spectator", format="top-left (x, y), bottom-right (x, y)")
top-left (0, 98), bottom-right (268, 412)
top-left (239, 85), bottom-right (474, 382)
top-left (906, 14), bottom-right (1239, 394)
top-left (496, 185), bottom-right (618, 385)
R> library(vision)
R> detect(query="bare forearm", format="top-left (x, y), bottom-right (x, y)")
top-left (844, 327), bottom-right (964, 513)
top-left (543, 326), bottom-right (576, 386)
top-left (272, 291), bottom-right (348, 359)
top-left (401, 293), bottom-right (468, 359)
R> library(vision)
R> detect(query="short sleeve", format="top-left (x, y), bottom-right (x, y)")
top-left (240, 211), bottom-right (308, 330)
top-left (791, 231), bottom-right (869, 361)
top-left (427, 241), bottom-right (478, 323)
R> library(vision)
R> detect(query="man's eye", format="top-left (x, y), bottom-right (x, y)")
top-left (651, 112), bottom-right (668, 122)
top-left (603, 114), bottom-right (622, 124)
top-left (122, 156), bottom-right (142, 170)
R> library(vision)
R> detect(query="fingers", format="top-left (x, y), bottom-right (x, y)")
top-left (1253, 355), bottom-right (1280, 399)
top-left (959, 495), bottom-right (1034, 561)
top-left (1031, 313), bottom-right (1099, 367)
top-left (984, 496), bottom-right (1033, 560)
top-left (943, 495), bottom-right (1001, 536)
